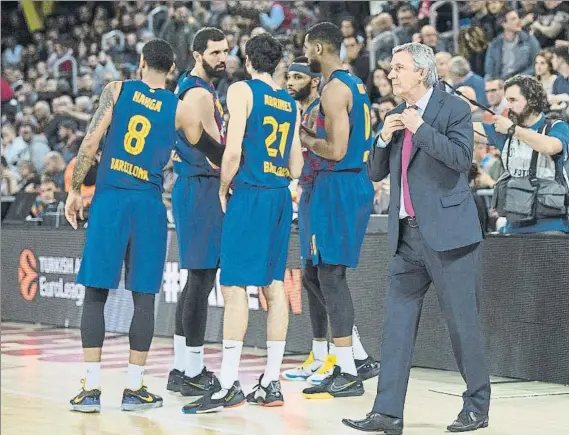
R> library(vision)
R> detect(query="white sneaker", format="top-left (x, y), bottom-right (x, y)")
top-left (306, 354), bottom-right (336, 385)
top-left (282, 352), bottom-right (323, 381)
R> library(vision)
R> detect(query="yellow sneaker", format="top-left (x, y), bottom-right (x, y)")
top-left (306, 354), bottom-right (336, 385)
top-left (281, 352), bottom-right (324, 381)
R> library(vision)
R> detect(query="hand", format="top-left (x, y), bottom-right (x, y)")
top-left (400, 108), bottom-right (424, 134)
top-left (219, 191), bottom-right (228, 213)
top-left (304, 105), bottom-right (319, 130)
top-left (548, 94), bottom-right (562, 105)
top-left (378, 114), bottom-right (405, 142)
top-left (65, 190), bottom-right (83, 230)
top-left (493, 115), bottom-right (514, 134)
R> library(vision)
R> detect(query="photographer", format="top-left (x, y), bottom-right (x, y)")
top-left (477, 75), bottom-right (569, 234)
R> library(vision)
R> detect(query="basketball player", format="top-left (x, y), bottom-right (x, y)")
top-left (166, 27), bottom-right (228, 398)
top-left (281, 57), bottom-right (380, 385)
top-left (299, 22), bottom-right (374, 399)
top-left (182, 34), bottom-right (303, 414)
top-left (66, 39), bottom-right (223, 413)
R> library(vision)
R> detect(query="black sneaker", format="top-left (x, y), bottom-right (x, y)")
top-left (121, 385), bottom-right (163, 411)
top-left (70, 382), bottom-right (101, 413)
top-left (166, 369), bottom-right (184, 392)
top-left (356, 356), bottom-right (380, 381)
top-left (246, 374), bottom-right (284, 407)
top-left (180, 367), bottom-right (220, 397)
top-left (182, 381), bottom-right (246, 414)
top-left (302, 366), bottom-right (364, 399)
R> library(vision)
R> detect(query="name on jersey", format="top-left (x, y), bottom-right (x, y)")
top-left (110, 158), bottom-right (149, 181)
top-left (264, 95), bottom-right (292, 112)
top-left (132, 91), bottom-right (163, 112)
top-left (263, 161), bottom-right (290, 177)
top-left (171, 150), bottom-right (182, 162)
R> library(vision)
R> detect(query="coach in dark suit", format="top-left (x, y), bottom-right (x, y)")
top-left (343, 43), bottom-right (490, 434)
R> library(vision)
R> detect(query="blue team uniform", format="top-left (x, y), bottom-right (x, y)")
top-left (309, 70), bottom-right (374, 268)
top-left (220, 80), bottom-right (297, 286)
top-left (77, 80), bottom-right (179, 293)
top-left (171, 73), bottom-right (225, 269)
top-left (297, 98), bottom-right (320, 266)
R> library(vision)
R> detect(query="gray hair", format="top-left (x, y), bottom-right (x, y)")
top-left (449, 56), bottom-right (471, 78)
top-left (392, 42), bottom-right (438, 88)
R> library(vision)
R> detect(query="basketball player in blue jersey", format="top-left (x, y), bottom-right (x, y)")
top-left (166, 27), bottom-right (228, 398)
top-left (281, 57), bottom-right (380, 386)
top-left (183, 34), bottom-right (304, 414)
top-left (298, 22), bottom-right (375, 399)
top-left (65, 39), bottom-right (224, 413)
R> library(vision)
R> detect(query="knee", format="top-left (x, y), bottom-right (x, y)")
top-left (263, 281), bottom-right (286, 308)
top-left (221, 285), bottom-right (246, 305)
top-left (317, 264), bottom-right (347, 291)
top-left (132, 293), bottom-right (155, 316)
top-left (83, 287), bottom-right (109, 306)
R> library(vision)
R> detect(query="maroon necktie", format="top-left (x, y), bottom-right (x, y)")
top-left (401, 106), bottom-right (417, 217)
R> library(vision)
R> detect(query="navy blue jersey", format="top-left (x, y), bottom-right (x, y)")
top-left (314, 70), bottom-right (373, 171)
top-left (96, 80), bottom-right (178, 191)
top-left (172, 72), bottom-right (226, 177)
top-left (233, 80), bottom-right (297, 188)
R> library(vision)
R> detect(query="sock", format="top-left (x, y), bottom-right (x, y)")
top-left (84, 362), bottom-right (101, 390)
top-left (218, 340), bottom-right (243, 390)
top-left (312, 340), bottom-right (328, 362)
top-left (185, 345), bottom-right (204, 378)
top-left (352, 325), bottom-right (369, 360)
top-left (173, 334), bottom-right (186, 372)
top-left (329, 342), bottom-right (336, 356)
top-left (335, 346), bottom-right (357, 376)
top-left (126, 363), bottom-right (144, 390)
top-left (262, 341), bottom-right (286, 387)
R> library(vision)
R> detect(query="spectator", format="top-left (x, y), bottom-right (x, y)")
top-left (30, 175), bottom-right (61, 218)
top-left (2, 124), bottom-right (26, 171)
top-left (56, 119), bottom-right (82, 164)
top-left (17, 160), bottom-right (41, 193)
top-left (457, 85), bottom-right (485, 122)
top-left (216, 55), bottom-right (244, 108)
top-left (340, 16), bottom-right (365, 61)
top-left (535, 50), bottom-right (558, 95)
top-left (93, 51), bottom-right (120, 95)
top-left (1, 155), bottom-right (19, 196)
top-left (258, 1), bottom-right (294, 33)
top-left (2, 36), bottom-right (23, 67)
top-left (529, 0), bottom-right (569, 49)
top-left (15, 123), bottom-right (51, 173)
top-left (43, 151), bottom-right (66, 190)
top-left (435, 51), bottom-right (453, 91)
top-left (368, 13), bottom-right (399, 69)
top-left (550, 46), bottom-right (569, 110)
top-left (343, 36), bottom-right (370, 83)
top-left (483, 77), bottom-right (510, 123)
top-left (416, 25), bottom-right (447, 54)
top-left (394, 4), bottom-right (419, 45)
top-left (472, 127), bottom-right (504, 183)
top-left (449, 56), bottom-right (488, 106)
top-left (375, 96), bottom-right (397, 132)
top-left (160, 5), bottom-right (199, 72)
top-left (484, 9), bottom-right (540, 80)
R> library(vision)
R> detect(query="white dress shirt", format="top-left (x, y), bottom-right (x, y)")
top-left (375, 87), bottom-right (434, 218)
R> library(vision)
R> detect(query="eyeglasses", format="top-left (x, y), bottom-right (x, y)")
top-left (485, 88), bottom-right (500, 93)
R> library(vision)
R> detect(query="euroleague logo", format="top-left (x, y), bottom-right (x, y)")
top-left (18, 249), bottom-right (39, 301)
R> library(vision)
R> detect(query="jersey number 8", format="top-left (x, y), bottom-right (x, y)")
top-left (124, 115), bottom-right (151, 156)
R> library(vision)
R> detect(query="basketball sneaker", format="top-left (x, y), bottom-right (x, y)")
top-left (166, 368), bottom-right (184, 392)
top-left (182, 381), bottom-right (246, 414)
top-left (282, 352), bottom-right (323, 381)
top-left (180, 367), bottom-right (220, 396)
top-left (246, 375), bottom-right (284, 407)
top-left (121, 385), bottom-right (163, 411)
top-left (356, 356), bottom-right (380, 380)
top-left (306, 354), bottom-right (336, 385)
top-left (70, 381), bottom-right (101, 413)
top-left (302, 366), bottom-right (364, 399)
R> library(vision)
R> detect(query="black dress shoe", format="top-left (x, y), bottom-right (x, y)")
top-left (342, 412), bottom-right (403, 434)
top-left (447, 411), bottom-right (489, 432)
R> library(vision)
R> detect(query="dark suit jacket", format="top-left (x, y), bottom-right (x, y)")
top-left (368, 87), bottom-right (483, 254)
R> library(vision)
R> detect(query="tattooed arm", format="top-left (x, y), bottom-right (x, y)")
top-left (70, 82), bottom-right (120, 191)
top-left (219, 82), bottom-right (251, 213)
top-left (65, 81), bottom-right (120, 229)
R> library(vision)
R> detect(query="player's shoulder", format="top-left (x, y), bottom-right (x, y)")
top-left (321, 78), bottom-right (351, 104)
top-left (227, 80), bottom-right (253, 98)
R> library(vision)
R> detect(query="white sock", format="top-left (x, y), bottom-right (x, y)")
top-left (84, 362), bottom-right (101, 390)
top-left (185, 346), bottom-right (204, 378)
top-left (352, 325), bottom-right (369, 360)
top-left (219, 340), bottom-right (243, 390)
top-left (173, 334), bottom-right (186, 372)
top-left (312, 340), bottom-right (328, 361)
top-left (126, 363), bottom-right (144, 390)
top-left (329, 342), bottom-right (337, 356)
top-left (262, 341), bottom-right (286, 386)
top-left (335, 346), bottom-right (357, 376)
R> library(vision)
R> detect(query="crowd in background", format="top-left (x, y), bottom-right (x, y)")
top-left (2, 0), bottom-right (569, 229)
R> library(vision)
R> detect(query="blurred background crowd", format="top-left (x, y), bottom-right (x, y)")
top-left (2, 0), bottom-right (569, 230)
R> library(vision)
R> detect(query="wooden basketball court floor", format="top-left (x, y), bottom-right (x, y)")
top-left (2, 322), bottom-right (569, 435)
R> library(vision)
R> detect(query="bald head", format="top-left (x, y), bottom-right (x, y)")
top-left (420, 25), bottom-right (439, 48)
top-left (457, 86), bottom-right (477, 112)
top-left (375, 13), bottom-right (394, 31)
top-left (435, 51), bottom-right (452, 80)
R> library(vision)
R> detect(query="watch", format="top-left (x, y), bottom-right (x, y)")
top-left (507, 123), bottom-right (517, 136)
